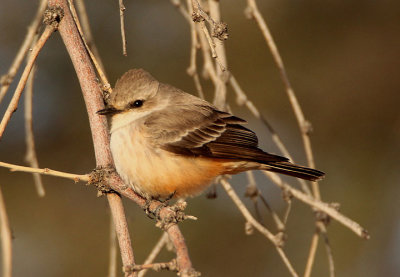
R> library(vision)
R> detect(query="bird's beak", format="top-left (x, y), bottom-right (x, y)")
top-left (97, 106), bottom-right (121, 116)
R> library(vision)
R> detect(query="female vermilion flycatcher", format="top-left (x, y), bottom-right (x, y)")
top-left (97, 69), bottom-right (324, 199)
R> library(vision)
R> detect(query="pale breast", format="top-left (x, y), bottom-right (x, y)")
top-left (110, 123), bottom-right (225, 199)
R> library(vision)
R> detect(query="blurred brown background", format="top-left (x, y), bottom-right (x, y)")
top-left (1, 1), bottom-right (399, 276)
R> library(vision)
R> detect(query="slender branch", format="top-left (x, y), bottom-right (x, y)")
top-left (138, 232), bottom-right (169, 277)
top-left (67, 0), bottom-right (111, 95)
top-left (245, 0), bottom-right (320, 199)
top-left (129, 259), bottom-right (177, 274)
top-left (46, 2), bottom-right (136, 276)
top-left (220, 179), bottom-right (298, 277)
top-left (208, 0), bottom-right (228, 109)
top-left (304, 231), bottom-right (319, 277)
top-left (0, 184), bottom-right (12, 277)
top-left (264, 172), bottom-right (370, 239)
top-left (75, 0), bottom-right (106, 71)
top-left (0, 0), bottom-right (48, 104)
top-left (47, 2), bottom-right (196, 276)
top-left (119, 0), bottom-right (128, 56)
top-left (0, 25), bottom-right (56, 139)
top-left (24, 35), bottom-right (45, 197)
top-left (186, 0), bottom-right (205, 99)
top-left (0, 161), bottom-right (89, 182)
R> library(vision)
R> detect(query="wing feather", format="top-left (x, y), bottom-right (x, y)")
top-left (144, 103), bottom-right (287, 164)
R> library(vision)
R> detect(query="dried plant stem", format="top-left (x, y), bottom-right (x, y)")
top-left (67, 0), bottom-right (111, 94)
top-left (320, 227), bottom-right (335, 277)
top-left (186, 0), bottom-right (205, 99)
top-left (304, 231), bottom-right (319, 277)
top-left (119, 0), bottom-right (128, 56)
top-left (0, 25), bottom-right (55, 139)
top-left (24, 36), bottom-right (45, 197)
top-left (0, 184), bottom-right (12, 277)
top-left (220, 179), bottom-right (298, 277)
top-left (0, 0), bottom-right (48, 104)
top-left (47, 1), bottom-right (196, 275)
top-left (246, 0), bottom-right (320, 199)
top-left (264, 172), bottom-right (369, 239)
top-left (229, 74), bottom-right (313, 196)
top-left (75, 0), bottom-right (106, 71)
top-left (208, 0), bottom-right (228, 109)
top-left (47, 1), bottom-right (136, 275)
top-left (0, 161), bottom-right (89, 182)
top-left (138, 232), bottom-right (169, 277)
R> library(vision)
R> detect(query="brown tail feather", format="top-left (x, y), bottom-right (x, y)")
top-left (263, 161), bottom-right (325, 181)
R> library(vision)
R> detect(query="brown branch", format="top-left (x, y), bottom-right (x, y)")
top-left (128, 259), bottom-right (178, 274)
top-left (0, 161), bottom-right (89, 182)
top-left (304, 231), bottom-right (319, 277)
top-left (119, 0), bottom-right (128, 56)
top-left (138, 232), bottom-right (169, 277)
top-left (0, 25), bottom-right (56, 140)
top-left (220, 179), bottom-right (298, 277)
top-left (186, 0), bottom-right (205, 99)
top-left (245, 0), bottom-right (320, 199)
top-left (0, 184), bottom-right (12, 277)
top-left (264, 172), bottom-right (370, 239)
top-left (67, 0), bottom-right (111, 96)
top-left (47, 1), bottom-right (196, 276)
top-left (46, 2), bottom-right (136, 276)
top-left (24, 35), bottom-right (45, 197)
top-left (0, 0), bottom-right (48, 105)
top-left (75, 0), bottom-right (106, 72)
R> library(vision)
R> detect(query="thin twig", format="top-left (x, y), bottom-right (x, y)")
top-left (228, 50), bottom-right (312, 196)
top-left (138, 232), bottom-right (169, 277)
top-left (119, 0), bottom-right (128, 56)
top-left (208, 0), bottom-right (228, 109)
top-left (186, 0), bottom-right (205, 99)
top-left (0, 0), bottom-right (48, 105)
top-left (318, 223), bottom-right (335, 277)
top-left (67, 0), bottom-right (111, 95)
top-left (0, 161), bottom-right (89, 182)
top-left (129, 259), bottom-right (177, 274)
top-left (0, 184), bottom-right (12, 277)
top-left (47, 2), bottom-right (137, 276)
top-left (75, 0), bottom-right (106, 71)
top-left (264, 172), bottom-right (370, 239)
top-left (24, 35), bottom-right (45, 197)
top-left (48, 2), bottom-right (197, 275)
top-left (0, 25), bottom-right (56, 139)
top-left (220, 179), bottom-right (298, 277)
top-left (246, 0), bottom-right (320, 199)
top-left (303, 231), bottom-right (319, 277)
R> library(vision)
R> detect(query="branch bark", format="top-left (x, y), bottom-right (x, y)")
top-left (46, 1), bottom-right (195, 276)
top-left (47, 1), bottom-right (136, 276)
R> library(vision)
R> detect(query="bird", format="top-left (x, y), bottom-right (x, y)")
top-left (97, 69), bottom-right (324, 200)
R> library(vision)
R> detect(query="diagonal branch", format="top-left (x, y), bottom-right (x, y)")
top-left (0, 25), bottom-right (56, 139)
top-left (47, 1), bottom-right (196, 276)
top-left (0, 0), bottom-right (48, 105)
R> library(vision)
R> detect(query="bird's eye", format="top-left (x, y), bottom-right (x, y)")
top-left (129, 100), bottom-right (144, 108)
